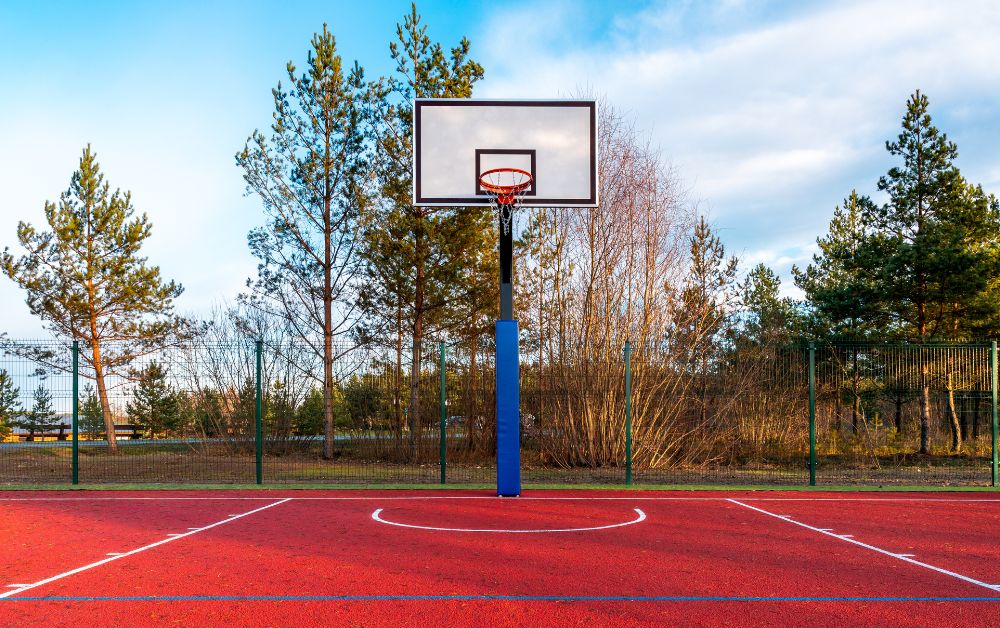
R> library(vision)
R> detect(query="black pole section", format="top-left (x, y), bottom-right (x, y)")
top-left (72, 340), bottom-right (79, 485)
top-left (499, 204), bottom-right (514, 320)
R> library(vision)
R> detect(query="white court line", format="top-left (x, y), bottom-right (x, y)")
top-left (727, 499), bottom-right (1000, 593)
top-left (740, 498), bottom-right (1000, 502)
top-left (0, 498), bottom-right (291, 599)
top-left (372, 507), bottom-right (646, 533)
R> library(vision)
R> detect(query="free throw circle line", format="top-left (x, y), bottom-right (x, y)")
top-left (371, 507), bottom-right (646, 533)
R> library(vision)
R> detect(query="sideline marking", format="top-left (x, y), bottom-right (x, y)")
top-left (0, 498), bottom-right (292, 599)
top-left (727, 499), bottom-right (1000, 594)
top-left (371, 507), bottom-right (646, 533)
top-left (2, 594), bottom-right (1000, 602)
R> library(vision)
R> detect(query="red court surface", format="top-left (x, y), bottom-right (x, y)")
top-left (2, 490), bottom-right (1000, 626)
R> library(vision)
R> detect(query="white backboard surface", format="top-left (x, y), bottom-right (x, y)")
top-left (413, 99), bottom-right (598, 207)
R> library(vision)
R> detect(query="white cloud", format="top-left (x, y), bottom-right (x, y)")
top-left (474, 0), bottom-right (1000, 271)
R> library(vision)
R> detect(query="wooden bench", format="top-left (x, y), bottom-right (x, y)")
top-left (19, 423), bottom-right (72, 441)
top-left (17, 424), bottom-right (142, 442)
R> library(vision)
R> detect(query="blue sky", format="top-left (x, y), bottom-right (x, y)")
top-left (1, 0), bottom-right (999, 336)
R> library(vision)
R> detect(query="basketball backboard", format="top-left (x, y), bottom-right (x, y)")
top-left (412, 99), bottom-right (598, 207)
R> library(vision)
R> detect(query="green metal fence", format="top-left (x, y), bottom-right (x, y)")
top-left (0, 338), bottom-right (997, 486)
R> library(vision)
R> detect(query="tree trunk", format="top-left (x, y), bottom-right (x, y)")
top-left (322, 195), bottom-right (335, 460)
top-left (465, 335), bottom-right (479, 452)
top-left (91, 341), bottom-right (118, 453)
top-left (834, 389), bottom-right (843, 435)
top-left (323, 320), bottom-right (334, 460)
top-left (894, 392), bottom-right (903, 433)
top-left (973, 395), bottom-right (981, 440)
top-left (946, 367), bottom-right (961, 453)
top-left (395, 299), bottom-right (404, 449)
top-left (408, 227), bottom-right (425, 459)
top-left (851, 347), bottom-right (860, 433)
top-left (919, 362), bottom-right (931, 454)
top-left (409, 318), bottom-right (422, 459)
top-left (958, 392), bottom-right (968, 443)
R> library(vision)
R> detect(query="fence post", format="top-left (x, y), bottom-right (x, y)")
top-left (992, 341), bottom-right (998, 488)
top-left (255, 339), bottom-right (263, 485)
top-left (624, 340), bottom-right (633, 486)
top-left (439, 341), bottom-right (447, 485)
top-left (808, 342), bottom-right (817, 487)
top-left (72, 341), bottom-right (79, 486)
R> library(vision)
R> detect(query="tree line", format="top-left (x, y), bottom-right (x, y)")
top-left (2, 4), bottom-right (997, 462)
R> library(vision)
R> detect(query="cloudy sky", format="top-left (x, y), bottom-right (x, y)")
top-left (1, 0), bottom-right (998, 337)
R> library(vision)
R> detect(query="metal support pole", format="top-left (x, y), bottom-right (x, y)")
top-left (495, 203), bottom-right (520, 496)
top-left (439, 341), bottom-right (447, 484)
top-left (809, 342), bottom-right (817, 487)
top-left (499, 204), bottom-right (514, 320)
top-left (624, 340), bottom-right (632, 486)
top-left (72, 341), bottom-right (79, 485)
top-left (992, 341), bottom-right (998, 488)
top-left (255, 339), bottom-right (263, 485)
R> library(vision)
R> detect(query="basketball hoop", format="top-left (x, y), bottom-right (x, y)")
top-left (479, 167), bottom-right (532, 236)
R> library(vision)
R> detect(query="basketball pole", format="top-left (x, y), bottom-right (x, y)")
top-left (499, 207), bottom-right (514, 319)
top-left (496, 202), bottom-right (521, 497)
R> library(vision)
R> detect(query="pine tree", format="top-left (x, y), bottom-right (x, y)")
top-left (79, 384), bottom-right (104, 438)
top-left (874, 90), bottom-right (968, 340)
top-left (13, 384), bottom-right (58, 440)
top-left (360, 4), bottom-right (488, 456)
top-left (738, 264), bottom-right (799, 346)
top-left (799, 92), bottom-right (1000, 453)
top-left (1, 146), bottom-right (187, 452)
top-left (872, 91), bottom-right (1000, 453)
top-left (948, 181), bottom-right (1000, 337)
top-left (672, 217), bottom-right (738, 424)
top-left (0, 369), bottom-right (21, 440)
top-left (793, 190), bottom-right (888, 338)
top-left (674, 217), bottom-right (738, 354)
top-left (126, 361), bottom-right (180, 438)
top-left (237, 24), bottom-right (368, 460)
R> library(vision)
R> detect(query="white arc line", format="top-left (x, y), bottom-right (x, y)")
top-left (0, 498), bottom-right (292, 599)
top-left (371, 507), bottom-right (646, 533)
top-left (726, 499), bottom-right (1000, 593)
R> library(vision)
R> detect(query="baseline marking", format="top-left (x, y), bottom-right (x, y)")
top-left (2, 594), bottom-right (1000, 602)
top-left (371, 507), bottom-right (646, 533)
top-left (727, 499), bottom-right (1000, 594)
top-left (0, 498), bottom-right (292, 599)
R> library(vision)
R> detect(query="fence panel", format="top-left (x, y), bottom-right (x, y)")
top-left (630, 343), bottom-right (810, 485)
top-left (813, 342), bottom-right (994, 486)
top-left (1, 338), bottom-right (996, 487)
top-left (75, 342), bottom-right (256, 483)
top-left (0, 341), bottom-right (74, 484)
top-left (258, 342), bottom-right (450, 483)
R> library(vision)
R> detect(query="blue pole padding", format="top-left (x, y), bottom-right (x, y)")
top-left (496, 319), bottom-right (521, 497)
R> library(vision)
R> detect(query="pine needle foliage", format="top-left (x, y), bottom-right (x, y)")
top-left (1, 145), bottom-right (187, 451)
